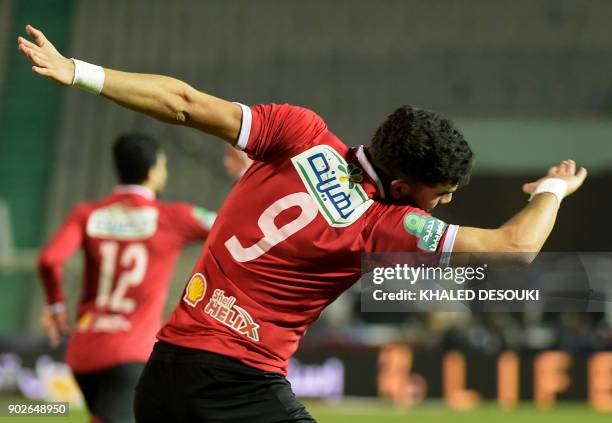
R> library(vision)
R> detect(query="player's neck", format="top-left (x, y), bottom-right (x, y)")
top-left (363, 147), bottom-right (391, 198)
top-left (142, 181), bottom-right (159, 197)
top-left (114, 184), bottom-right (156, 200)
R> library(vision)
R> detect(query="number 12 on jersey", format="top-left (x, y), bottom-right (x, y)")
top-left (96, 241), bottom-right (148, 313)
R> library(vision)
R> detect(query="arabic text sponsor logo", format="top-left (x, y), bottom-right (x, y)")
top-left (204, 289), bottom-right (260, 342)
top-left (87, 205), bottom-right (158, 240)
top-left (403, 212), bottom-right (447, 253)
top-left (291, 145), bottom-right (373, 227)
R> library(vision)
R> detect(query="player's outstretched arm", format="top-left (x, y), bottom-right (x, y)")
top-left (453, 160), bottom-right (587, 258)
top-left (17, 25), bottom-right (242, 144)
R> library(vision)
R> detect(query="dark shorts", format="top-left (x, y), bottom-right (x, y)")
top-left (134, 341), bottom-right (316, 423)
top-left (74, 362), bottom-right (145, 423)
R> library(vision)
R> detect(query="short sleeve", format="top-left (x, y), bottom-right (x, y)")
top-left (38, 205), bottom-right (87, 306)
top-left (170, 204), bottom-right (215, 245)
top-left (234, 103), bottom-right (328, 161)
top-left (365, 205), bottom-right (459, 256)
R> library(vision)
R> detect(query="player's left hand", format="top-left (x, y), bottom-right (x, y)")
top-left (17, 25), bottom-right (75, 85)
top-left (522, 159), bottom-right (588, 198)
top-left (40, 309), bottom-right (70, 349)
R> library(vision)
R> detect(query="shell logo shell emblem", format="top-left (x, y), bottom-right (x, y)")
top-left (77, 312), bottom-right (92, 331)
top-left (183, 273), bottom-right (207, 307)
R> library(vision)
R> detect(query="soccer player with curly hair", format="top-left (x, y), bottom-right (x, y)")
top-left (20, 25), bottom-right (586, 423)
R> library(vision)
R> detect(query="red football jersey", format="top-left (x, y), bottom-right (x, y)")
top-left (158, 104), bottom-right (459, 374)
top-left (38, 186), bottom-right (215, 373)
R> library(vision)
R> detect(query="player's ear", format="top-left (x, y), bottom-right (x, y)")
top-left (388, 179), bottom-right (412, 199)
top-left (145, 165), bottom-right (157, 185)
top-left (146, 166), bottom-right (154, 181)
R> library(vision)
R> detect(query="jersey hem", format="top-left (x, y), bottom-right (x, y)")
top-left (156, 334), bottom-right (288, 376)
top-left (67, 356), bottom-right (149, 374)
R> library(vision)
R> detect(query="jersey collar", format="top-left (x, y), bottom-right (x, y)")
top-left (355, 146), bottom-right (386, 199)
top-left (113, 185), bottom-right (156, 200)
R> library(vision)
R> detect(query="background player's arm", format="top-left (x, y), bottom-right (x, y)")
top-left (453, 160), bottom-right (587, 258)
top-left (37, 208), bottom-right (84, 347)
top-left (17, 25), bottom-right (242, 144)
top-left (172, 204), bottom-right (216, 245)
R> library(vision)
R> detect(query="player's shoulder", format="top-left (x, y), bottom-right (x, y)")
top-left (254, 103), bottom-right (328, 134)
top-left (155, 201), bottom-right (193, 216)
top-left (365, 201), bottom-right (451, 253)
top-left (68, 200), bottom-right (101, 220)
top-left (157, 201), bottom-right (208, 219)
top-left (364, 201), bottom-right (431, 234)
top-left (369, 201), bottom-right (430, 217)
top-left (256, 102), bottom-right (323, 118)
top-left (158, 202), bottom-right (214, 223)
top-left (278, 104), bottom-right (348, 157)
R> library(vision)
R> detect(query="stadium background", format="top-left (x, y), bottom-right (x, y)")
top-left (1, 0), bottom-right (612, 421)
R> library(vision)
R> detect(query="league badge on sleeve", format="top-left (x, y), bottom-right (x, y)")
top-left (193, 207), bottom-right (217, 230)
top-left (403, 212), bottom-right (447, 253)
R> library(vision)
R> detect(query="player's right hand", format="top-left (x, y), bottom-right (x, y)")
top-left (17, 25), bottom-right (74, 86)
top-left (522, 160), bottom-right (588, 198)
top-left (41, 309), bottom-right (70, 349)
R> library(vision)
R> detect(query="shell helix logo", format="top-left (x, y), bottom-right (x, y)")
top-left (183, 273), bottom-right (207, 307)
top-left (182, 274), bottom-right (260, 342)
top-left (204, 289), bottom-right (260, 342)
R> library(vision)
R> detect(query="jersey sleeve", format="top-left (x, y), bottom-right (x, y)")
top-left (234, 103), bottom-right (328, 161)
top-left (37, 206), bottom-right (86, 306)
top-left (364, 205), bottom-right (459, 265)
top-left (170, 204), bottom-right (216, 245)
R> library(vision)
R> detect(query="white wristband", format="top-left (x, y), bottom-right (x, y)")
top-left (529, 178), bottom-right (567, 205)
top-left (70, 58), bottom-right (105, 95)
top-left (47, 302), bottom-right (66, 314)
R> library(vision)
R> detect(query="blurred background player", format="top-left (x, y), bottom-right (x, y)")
top-left (37, 133), bottom-right (220, 423)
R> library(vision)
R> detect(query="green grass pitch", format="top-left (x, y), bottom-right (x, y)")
top-left (0, 398), bottom-right (610, 422)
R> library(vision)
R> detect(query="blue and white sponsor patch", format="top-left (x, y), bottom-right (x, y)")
top-left (291, 145), bottom-right (373, 227)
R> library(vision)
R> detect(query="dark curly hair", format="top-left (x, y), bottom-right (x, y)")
top-left (369, 105), bottom-right (473, 187)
